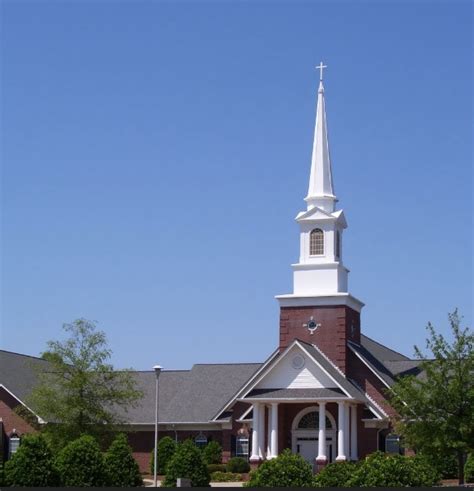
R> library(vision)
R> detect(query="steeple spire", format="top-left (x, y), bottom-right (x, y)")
top-left (305, 62), bottom-right (336, 212)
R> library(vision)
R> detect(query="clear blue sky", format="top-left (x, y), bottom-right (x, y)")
top-left (1, 1), bottom-right (472, 370)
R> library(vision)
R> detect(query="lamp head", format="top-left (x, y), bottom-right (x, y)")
top-left (153, 365), bottom-right (162, 377)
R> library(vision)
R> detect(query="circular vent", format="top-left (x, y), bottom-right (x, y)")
top-left (291, 354), bottom-right (305, 369)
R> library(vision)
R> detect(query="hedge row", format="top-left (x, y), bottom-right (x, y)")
top-left (3, 433), bottom-right (142, 487)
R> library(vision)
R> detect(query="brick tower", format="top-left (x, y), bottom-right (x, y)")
top-left (276, 63), bottom-right (364, 373)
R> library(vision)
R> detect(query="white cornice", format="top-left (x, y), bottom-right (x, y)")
top-left (275, 293), bottom-right (364, 312)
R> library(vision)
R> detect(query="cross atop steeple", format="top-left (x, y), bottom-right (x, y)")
top-left (315, 61), bottom-right (327, 81)
top-left (305, 63), bottom-right (335, 211)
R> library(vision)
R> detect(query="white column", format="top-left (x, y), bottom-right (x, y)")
top-left (336, 401), bottom-right (347, 461)
top-left (250, 403), bottom-right (260, 461)
top-left (266, 405), bottom-right (271, 458)
top-left (270, 403), bottom-right (278, 459)
top-left (317, 402), bottom-right (327, 462)
top-left (258, 401), bottom-right (265, 459)
top-left (350, 404), bottom-right (358, 460)
top-left (344, 402), bottom-right (350, 458)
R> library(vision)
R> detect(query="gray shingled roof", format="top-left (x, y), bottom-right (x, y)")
top-left (0, 350), bottom-right (261, 424)
top-left (350, 335), bottom-right (423, 386)
top-left (0, 350), bottom-right (49, 403)
top-left (1, 333), bottom-right (420, 425)
top-left (246, 388), bottom-right (345, 399)
top-left (118, 363), bottom-right (262, 424)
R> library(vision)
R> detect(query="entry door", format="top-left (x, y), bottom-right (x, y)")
top-left (297, 439), bottom-right (317, 465)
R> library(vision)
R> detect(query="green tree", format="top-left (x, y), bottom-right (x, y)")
top-left (104, 433), bottom-right (143, 487)
top-left (28, 318), bottom-right (142, 448)
top-left (56, 434), bottom-right (107, 487)
top-left (245, 449), bottom-right (314, 487)
top-left (389, 310), bottom-right (474, 484)
top-left (4, 434), bottom-right (59, 486)
top-left (149, 436), bottom-right (177, 474)
top-left (163, 439), bottom-right (210, 487)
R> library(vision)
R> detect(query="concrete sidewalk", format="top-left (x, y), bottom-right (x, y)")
top-left (144, 478), bottom-right (244, 487)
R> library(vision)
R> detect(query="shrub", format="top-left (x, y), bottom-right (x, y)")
top-left (150, 436), bottom-right (177, 475)
top-left (104, 433), bottom-right (142, 487)
top-left (56, 434), bottom-right (107, 487)
top-left (211, 471), bottom-right (241, 482)
top-left (419, 452), bottom-right (458, 479)
top-left (207, 463), bottom-right (227, 473)
top-left (226, 456), bottom-right (250, 473)
top-left (245, 449), bottom-right (313, 487)
top-left (347, 452), bottom-right (441, 487)
top-left (163, 439), bottom-right (211, 487)
top-left (465, 454), bottom-right (474, 483)
top-left (4, 433), bottom-right (59, 486)
top-left (202, 440), bottom-right (222, 464)
top-left (313, 460), bottom-right (359, 487)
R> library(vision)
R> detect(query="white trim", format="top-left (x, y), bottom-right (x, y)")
top-left (297, 341), bottom-right (354, 398)
top-left (211, 349), bottom-right (280, 421)
top-left (236, 405), bottom-right (253, 422)
top-left (276, 293), bottom-right (364, 312)
top-left (240, 340), bottom-right (355, 402)
top-left (238, 397), bottom-right (348, 403)
top-left (0, 384), bottom-right (45, 424)
top-left (291, 406), bottom-right (337, 463)
top-left (347, 342), bottom-right (392, 389)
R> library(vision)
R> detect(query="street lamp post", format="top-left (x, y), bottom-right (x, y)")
top-left (153, 365), bottom-right (162, 487)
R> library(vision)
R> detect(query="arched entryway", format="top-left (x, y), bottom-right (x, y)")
top-left (291, 406), bottom-right (337, 465)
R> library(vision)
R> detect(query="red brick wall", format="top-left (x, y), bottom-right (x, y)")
top-left (0, 387), bottom-right (37, 437)
top-left (279, 305), bottom-right (360, 372)
top-left (346, 350), bottom-right (397, 418)
top-left (127, 429), bottom-right (232, 474)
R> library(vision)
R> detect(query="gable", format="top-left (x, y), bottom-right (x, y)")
top-left (254, 345), bottom-right (337, 390)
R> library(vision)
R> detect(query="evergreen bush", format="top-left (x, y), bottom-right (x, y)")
top-left (347, 452), bottom-right (441, 487)
top-left (465, 454), bottom-right (474, 483)
top-left (207, 463), bottom-right (227, 473)
top-left (202, 440), bottom-right (222, 464)
top-left (245, 449), bottom-right (314, 487)
top-left (104, 433), bottom-right (142, 487)
top-left (163, 439), bottom-right (211, 487)
top-left (226, 456), bottom-right (250, 473)
top-left (313, 460), bottom-right (359, 487)
top-left (419, 452), bottom-right (458, 479)
top-left (56, 434), bottom-right (107, 487)
top-left (4, 433), bottom-right (59, 487)
top-left (211, 471), bottom-right (241, 482)
top-left (149, 436), bottom-right (177, 475)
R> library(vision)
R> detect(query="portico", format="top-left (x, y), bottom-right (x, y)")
top-left (248, 399), bottom-right (359, 466)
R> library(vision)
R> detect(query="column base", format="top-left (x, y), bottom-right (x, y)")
top-left (249, 457), bottom-right (263, 469)
top-left (315, 457), bottom-right (328, 473)
top-left (335, 456), bottom-right (347, 462)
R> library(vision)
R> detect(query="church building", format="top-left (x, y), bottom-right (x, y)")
top-left (0, 67), bottom-right (421, 472)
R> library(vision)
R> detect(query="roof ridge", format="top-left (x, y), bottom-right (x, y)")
top-left (0, 349), bottom-right (46, 362)
top-left (361, 334), bottom-right (410, 360)
top-left (192, 362), bottom-right (262, 367)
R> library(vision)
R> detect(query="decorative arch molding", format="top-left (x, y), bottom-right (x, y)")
top-left (291, 406), bottom-right (337, 463)
top-left (291, 405), bottom-right (337, 431)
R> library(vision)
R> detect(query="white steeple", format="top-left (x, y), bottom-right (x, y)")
top-left (305, 63), bottom-right (336, 213)
top-left (276, 63), bottom-right (364, 315)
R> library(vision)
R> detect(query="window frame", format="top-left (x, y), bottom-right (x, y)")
top-left (309, 228), bottom-right (324, 256)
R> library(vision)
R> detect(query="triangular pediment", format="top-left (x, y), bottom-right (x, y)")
top-left (296, 207), bottom-right (347, 228)
top-left (253, 344), bottom-right (337, 390)
top-left (252, 343), bottom-right (338, 390)
top-left (296, 206), bottom-right (334, 221)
